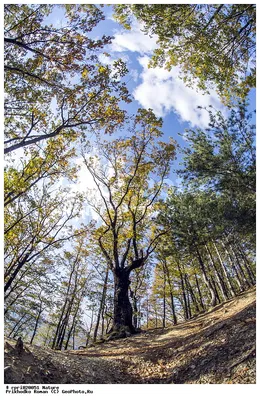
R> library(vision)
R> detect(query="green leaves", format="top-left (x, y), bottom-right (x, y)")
top-left (114, 4), bottom-right (256, 105)
top-left (180, 104), bottom-right (255, 238)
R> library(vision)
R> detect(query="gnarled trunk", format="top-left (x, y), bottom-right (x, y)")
top-left (110, 268), bottom-right (135, 337)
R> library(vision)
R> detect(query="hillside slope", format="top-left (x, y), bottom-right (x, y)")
top-left (4, 287), bottom-right (256, 384)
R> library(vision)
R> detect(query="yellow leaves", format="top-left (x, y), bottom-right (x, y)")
top-left (81, 67), bottom-right (89, 79)
top-left (98, 65), bottom-right (107, 74)
top-left (104, 106), bottom-right (114, 117)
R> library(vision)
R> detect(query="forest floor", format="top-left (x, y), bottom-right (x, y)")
top-left (4, 286), bottom-right (256, 384)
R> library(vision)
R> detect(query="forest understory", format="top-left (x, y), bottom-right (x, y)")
top-left (4, 286), bottom-right (256, 385)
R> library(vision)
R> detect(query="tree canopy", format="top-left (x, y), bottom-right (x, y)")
top-left (4, 4), bottom-right (130, 154)
top-left (114, 4), bottom-right (256, 104)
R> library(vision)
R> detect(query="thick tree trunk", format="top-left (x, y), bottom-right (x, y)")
top-left (109, 268), bottom-right (135, 337)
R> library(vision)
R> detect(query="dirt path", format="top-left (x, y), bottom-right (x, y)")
top-left (5, 287), bottom-right (256, 384)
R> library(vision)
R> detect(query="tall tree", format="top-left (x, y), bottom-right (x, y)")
top-left (83, 109), bottom-right (176, 337)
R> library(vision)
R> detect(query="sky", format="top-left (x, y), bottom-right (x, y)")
top-left (40, 3), bottom-right (257, 226)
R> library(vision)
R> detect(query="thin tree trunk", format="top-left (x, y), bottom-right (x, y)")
top-left (8, 313), bottom-right (27, 337)
top-left (184, 273), bottom-right (200, 313)
top-left (205, 244), bottom-right (229, 301)
top-left (236, 245), bottom-right (255, 285)
top-left (186, 286), bottom-right (192, 319)
top-left (163, 260), bottom-right (177, 324)
top-left (72, 323), bottom-right (77, 350)
top-left (194, 272), bottom-right (205, 311)
top-left (213, 241), bottom-right (236, 297)
top-left (195, 246), bottom-right (217, 307)
top-left (44, 324), bottom-right (51, 347)
top-left (162, 268), bottom-right (166, 328)
top-left (146, 297), bottom-right (149, 329)
top-left (177, 263), bottom-right (189, 320)
top-left (85, 309), bottom-right (94, 347)
top-left (64, 295), bottom-right (82, 350)
top-left (221, 240), bottom-right (244, 291)
top-left (130, 290), bottom-right (138, 330)
top-left (230, 245), bottom-right (251, 288)
top-left (56, 297), bottom-right (75, 350)
top-left (93, 267), bottom-right (109, 342)
top-left (211, 278), bottom-right (221, 304)
top-left (30, 303), bottom-right (43, 344)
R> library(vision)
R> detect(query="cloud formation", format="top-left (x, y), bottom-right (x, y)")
top-left (133, 57), bottom-right (225, 128)
top-left (111, 22), bottom-right (226, 127)
top-left (111, 21), bottom-right (158, 54)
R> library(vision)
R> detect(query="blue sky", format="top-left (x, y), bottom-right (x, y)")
top-left (35, 3), bottom-right (257, 223)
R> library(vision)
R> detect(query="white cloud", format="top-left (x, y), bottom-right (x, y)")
top-left (111, 20), bottom-right (158, 55)
top-left (133, 56), bottom-right (225, 128)
top-left (110, 21), bottom-right (226, 127)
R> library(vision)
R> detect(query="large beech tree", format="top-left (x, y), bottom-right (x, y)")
top-left (83, 109), bottom-right (175, 336)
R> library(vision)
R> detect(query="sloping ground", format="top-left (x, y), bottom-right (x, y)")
top-left (4, 286), bottom-right (256, 384)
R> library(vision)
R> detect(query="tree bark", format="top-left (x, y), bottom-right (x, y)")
top-left (195, 246), bottom-right (217, 307)
top-left (194, 272), bottom-right (205, 311)
top-left (177, 263), bottom-right (189, 320)
top-left (110, 268), bottom-right (135, 336)
top-left (235, 244), bottom-right (255, 285)
top-left (163, 261), bottom-right (177, 324)
top-left (230, 245), bottom-right (251, 289)
top-left (184, 273), bottom-right (200, 313)
top-left (130, 289), bottom-right (138, 329)
top-left (212, 241), bottom-right (236, 297)
top-left (205, 244), bottom-right (229, 301)
top-left (221, 240), bottom-right (244, 291)
top-left (93, 267), bottom-right (109, 342)
top-left (30, 303), bottom-right (43, 345)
